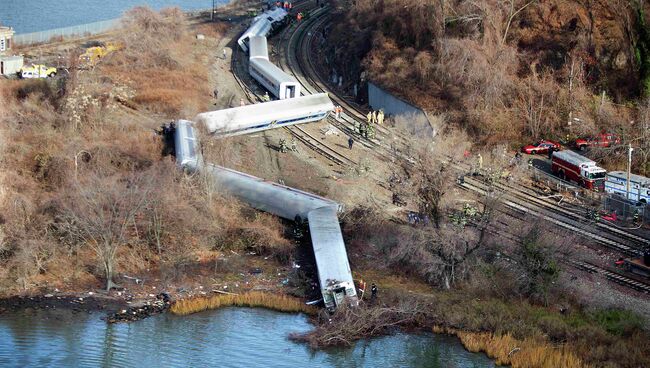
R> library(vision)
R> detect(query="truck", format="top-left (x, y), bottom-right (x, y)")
top-left (605, 171), bottom-right (650, 203)
top-left (551, 150), bottom-right (606, 190)
top-left (574, 133), bottom-right (620, 151)
top-left (19, 64), bottom-right (57, 78)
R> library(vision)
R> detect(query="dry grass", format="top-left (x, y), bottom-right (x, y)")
top-left (170, 292), bottom-right (317, 316)
top-left (98, 6), bottom-right (211, 118)
top-left (432, 326), bottom-right (586, 368)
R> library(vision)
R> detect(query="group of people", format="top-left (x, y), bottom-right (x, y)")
top-left (357, 280), bottom-right (378, 301)
top-left (333, 105), bottom-right (343, 119)
top-left (358, 109), bottom-right (384, 139)
top-left (279, 137), bottom-right (298, 153)
top-left (275, 1), bottom-right (293, 11)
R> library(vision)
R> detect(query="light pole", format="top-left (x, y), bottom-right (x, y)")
top-left (626, 143), bottom-right (633, 200)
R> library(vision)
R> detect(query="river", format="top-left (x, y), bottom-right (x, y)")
top-left (1, 1), bottom-right (226, 34)
top-left (0, 307), bottom-right (495, 367)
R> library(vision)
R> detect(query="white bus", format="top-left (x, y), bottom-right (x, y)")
top-left (605, 171), bottom-right (650, 203)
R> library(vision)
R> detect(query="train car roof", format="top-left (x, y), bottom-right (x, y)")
top-left (237, 19), bottom-right (271, 49)
top-left (608, 171), bottom-right (650, 184)
top-left (249, 36), bottom-right (269, 60)
top-left (196, 93), bottom-right (334, 134)
top-left (250, 57), bottom-right (297, 84)
top-left (205, 164), bottom-right (341, 220)
top-left (553, 150), bottom-right (599, 167)
top-left (308, 206), bottom-right (355, 287)
top-left (253, 7), bottom-right (287, 23)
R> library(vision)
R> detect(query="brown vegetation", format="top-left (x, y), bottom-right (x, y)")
top-left (435, 326), bottom-right (585, 368)
top-left (99, 7), bottom-right (211, 118)
top-left (170, 292), bottom-right (317, 316)
top-left (0, 7), bottom-right (290, 295)
top-left (325, 0), bottom-right (650, 171)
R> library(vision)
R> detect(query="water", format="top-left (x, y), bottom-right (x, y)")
top-left (1, 1), bottom-right (217, 34)
top-left (0, 307), bottom-right (495, 367)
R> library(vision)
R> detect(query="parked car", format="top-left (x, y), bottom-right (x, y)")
top-left (574, 133), bottom-right (620, 151)
top-left (521, 140), bottom-right (561, 154)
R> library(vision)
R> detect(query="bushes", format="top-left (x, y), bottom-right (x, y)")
top-left (590, 309), bottom-right (644, 337)
top-left (100, 6), bottom-right (210, 117)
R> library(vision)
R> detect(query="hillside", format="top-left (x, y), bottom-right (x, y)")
top-left (322, 0), bottom-right (650, 172)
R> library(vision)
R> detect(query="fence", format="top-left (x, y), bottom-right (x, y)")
top-left (13, 19), bottom-right (120, 46)
top-left (11, 2), bottom-right (231, 47)
top-left (602, 195), bottom-right (649, 223)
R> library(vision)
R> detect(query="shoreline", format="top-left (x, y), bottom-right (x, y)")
top-left (0, 290), bottom-right (588, 367)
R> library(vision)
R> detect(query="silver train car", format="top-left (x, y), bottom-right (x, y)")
top-left (249, 35), bottom-right (301, 99)
top-left (195, 93), bottom-right (334, 136)
top-left (237, 8), bottom-right (288, 52)
top-left (174, 120), bottom-right (358, 309)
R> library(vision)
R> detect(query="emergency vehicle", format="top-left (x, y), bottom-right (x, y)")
top-left (605, 171), bottom-right (650, 203)
top-left (574, 133), bottom-right (620, 151)
top-left (19, 64), bottom-right (57, 79)
top-left (551, 150), bottom-right (606, 190)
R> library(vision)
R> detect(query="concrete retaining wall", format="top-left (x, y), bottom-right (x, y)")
top-left (368, 81), bottom-right (426, 120)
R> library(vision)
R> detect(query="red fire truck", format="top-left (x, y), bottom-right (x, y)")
top-left (551, 150), bottom-right (606, 190)
top-left (573, 133), bottom-right (620, 151)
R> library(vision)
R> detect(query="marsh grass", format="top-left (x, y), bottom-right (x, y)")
top-left (433, 326), bottom-right (585, 368)
top-left (170, 292), bottom-right (317, 316)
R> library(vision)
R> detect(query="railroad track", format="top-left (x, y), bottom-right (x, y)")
top-left (451, 160), bottom-right (650, 252)
top-left (459, 176), bottom-right (642, 257)
top-left (228, 12), bottom-right (355, 168)
top-left (248, 3), bottom-right (650, 293)
top-left (475, 200), bottom-right (650, 294)
top-left (279, 9), bottom-right (412, 165)
top-left (570, 260), bottom-right (650, 293)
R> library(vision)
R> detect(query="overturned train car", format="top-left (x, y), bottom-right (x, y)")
top-left (174, 120), bottom-right (358, 309)
top-left (195, 93), bottom-right (333, 136)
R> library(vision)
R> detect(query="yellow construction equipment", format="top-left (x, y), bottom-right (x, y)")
top-left (19, 64), bottom-right (57, 78)
top-left (79, 42), bottom-right (122, 67)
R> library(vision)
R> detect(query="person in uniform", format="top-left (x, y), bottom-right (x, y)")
top-left (290, 138), bottom-right (298, 152)
top-left (348, 136), bottom-right (354, 150)
top-left (370, 283), bottom-right (378, 300)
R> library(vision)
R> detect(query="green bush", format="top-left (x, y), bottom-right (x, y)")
top-left (590, 309), bottom-right (644, 337)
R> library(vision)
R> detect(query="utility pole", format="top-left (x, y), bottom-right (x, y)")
top-left (627, 143), bottom-right (633, 200)
top-left (211, 0), bottom-right (215, 21)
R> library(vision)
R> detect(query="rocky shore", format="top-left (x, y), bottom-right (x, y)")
top-left (0, 292), bottom-right (172, 323)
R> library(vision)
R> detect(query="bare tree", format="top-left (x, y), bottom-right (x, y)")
top-left (57, 172), bottom-right (152, 290)
top-left (501, 0), bottom-right (537, 45)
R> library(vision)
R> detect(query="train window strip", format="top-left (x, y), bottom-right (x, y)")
top-left (604, 183), bottom-right (650, 199)
top-left (250, 65), bottom-right (278, 90)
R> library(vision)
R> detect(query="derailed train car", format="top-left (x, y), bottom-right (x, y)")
top-left (249, 35), bottom-right (301, 99)
top-left (195, 93), bottom-right (333, 136)
top-left (174, 120), bottom-right (358, 310)
top-left (237, 8), bottom-right (288, 52)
